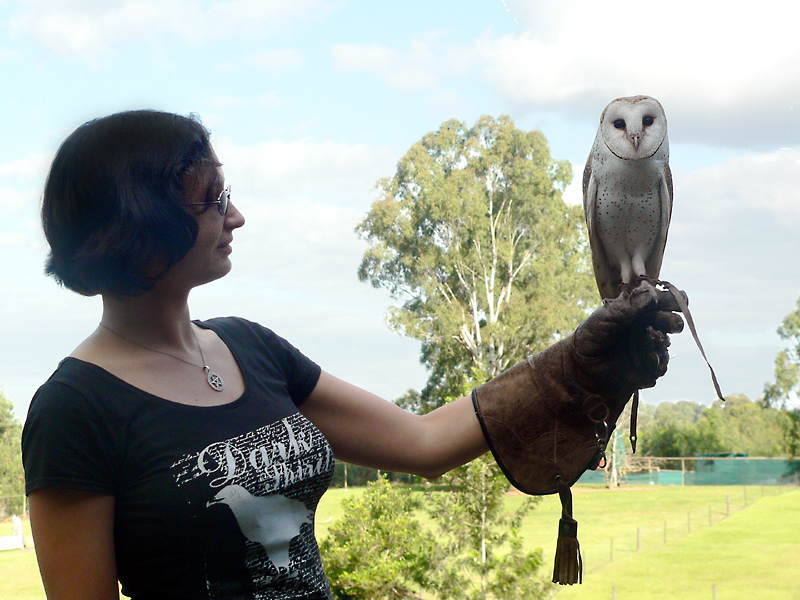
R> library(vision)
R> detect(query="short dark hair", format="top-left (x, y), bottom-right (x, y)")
top-left (41, 110), bottom-right (217, 298)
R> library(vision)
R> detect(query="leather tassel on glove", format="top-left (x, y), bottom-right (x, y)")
top-left (553, 477), bottom-right (582, 585)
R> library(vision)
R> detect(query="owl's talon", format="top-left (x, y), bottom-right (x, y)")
top-left (631, 277), bottom-right (660, 304)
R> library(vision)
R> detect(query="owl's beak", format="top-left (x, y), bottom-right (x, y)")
top-left (628, 132), bottom-right (641, 150)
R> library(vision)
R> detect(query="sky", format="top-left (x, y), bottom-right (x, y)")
top-left (2, 0), bottom-right (800, 421)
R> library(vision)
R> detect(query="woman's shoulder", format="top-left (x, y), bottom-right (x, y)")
top-left (29, 358), bottom-right (128, 414)
top-left (38, 358), bottom-right (110, 395)
top-left (196, 316), bottom-right (283, 347)
top-left (197, 317), bottom-right (319, 391)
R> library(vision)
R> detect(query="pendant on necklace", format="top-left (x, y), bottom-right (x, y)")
top-left (204, 366), bottom-right (225, 392)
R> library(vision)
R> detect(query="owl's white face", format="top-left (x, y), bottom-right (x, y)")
top-left (599, 95), bottom-right (667, 160)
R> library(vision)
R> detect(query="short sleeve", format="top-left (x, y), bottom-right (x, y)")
top-left (269, 332), bottom-right (321, 406)
top-left (200, 317), bottom-right (322, 407)
top-left (22, 378), bottom-right (118, 496)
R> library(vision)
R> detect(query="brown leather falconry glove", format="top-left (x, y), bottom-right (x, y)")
top-left (472, 281), bottom-right (684, 584)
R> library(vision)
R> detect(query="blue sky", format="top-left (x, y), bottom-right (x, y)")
top-left (3, 0), bottom-right (800, 419)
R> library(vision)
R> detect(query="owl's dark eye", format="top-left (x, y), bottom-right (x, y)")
top-left (643, 115), bottom-right (655, 126)
top-left (613, 119), bottom-right (626, 129)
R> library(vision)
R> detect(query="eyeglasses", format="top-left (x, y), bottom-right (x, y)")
top-left (186, 185), bottom-right (230, 216)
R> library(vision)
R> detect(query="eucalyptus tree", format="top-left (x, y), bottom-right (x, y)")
top-left (357, 115), bottom-right (594, 402)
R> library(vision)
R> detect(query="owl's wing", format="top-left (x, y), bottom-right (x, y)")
top-left (582, 155), bottom-right (616, 300)
top-left (645, 163), bottom-right (673, 280)
top-left (582, 154), bottom-right (594, 229)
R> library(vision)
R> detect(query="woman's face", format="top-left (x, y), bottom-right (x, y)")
top-left (164, 152), bottom-right (246, 291)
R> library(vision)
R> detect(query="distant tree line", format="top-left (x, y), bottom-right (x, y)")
top-left (636, 394), bottom-right (791, 458)
top-left (762, 294), bottom-right (800, 456)
top-left (0, 392), bottom-right (24, 516)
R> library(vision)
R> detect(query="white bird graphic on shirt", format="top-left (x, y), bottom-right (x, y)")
top-left (208, 484), bottom-right (313, 570)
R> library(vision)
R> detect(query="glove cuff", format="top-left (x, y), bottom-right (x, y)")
top-left (472, 337), bottom-right (614, 496)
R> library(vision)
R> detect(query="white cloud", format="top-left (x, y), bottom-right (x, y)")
top-left (10, 0), bottom-right (186, 59)
top-left (0, 47), bottom-right (18, 62)
top-left (485, 0), bottom-right (800, 149)
top-left (0, 152), bottom-right (51, 187)
top-left (214, 136), bottom-right (395, 202)
top-left (332, 32), bottom-right (477, 93)
top-left (205, 0), bottom-right (334, 33)
top-left (638, 148), bottom-right (800, 404)
top-left (205, 136), bottom-right (397, 294)
top-left (9, 0), bottom-right (334, 60)
top-left (0, 231), bottom-right (29, 247)
top-left (657, 148), bottom-right (800, 306)
top-left (248, 49), bottom-right (305, 73)
top-left (205, 92), bottom-right (283, 111)
top-left (332, 43), bottom-right (398, 73)
top-left (679, 150), bottom-right (800, 222)
top-left (385, 66), bottom-right (438, 93)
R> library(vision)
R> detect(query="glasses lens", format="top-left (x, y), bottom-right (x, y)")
top-left (218, 186), bottom-right (230, 216)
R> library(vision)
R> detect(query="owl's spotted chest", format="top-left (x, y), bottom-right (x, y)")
top-left (594, 167), bottom-right (662, 254)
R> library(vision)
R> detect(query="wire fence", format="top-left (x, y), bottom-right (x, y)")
top-left (607, 583), bottom-right (724, 600)
top-left (579, 483), bottom-right (796, 575)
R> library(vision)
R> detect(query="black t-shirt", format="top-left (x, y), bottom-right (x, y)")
top-left (22, 317), bottom-right (335, 599)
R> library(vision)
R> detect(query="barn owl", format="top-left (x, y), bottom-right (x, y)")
top-left (583, 95), bottom-right (672, 300)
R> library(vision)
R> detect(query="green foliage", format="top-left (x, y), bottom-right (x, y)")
top-left (638, 395), bottom-right (788, 457)
top-left (393, 388), bottom-right (441, 417)
top-left (763, 294), bottom-right (800, 409)
top-left (319, 463), bottom-right (551, 599)
top-left (320, 477), bottom-right (438, 599)
top-left (426, 457), bottom-right (550, 600)
top-left (762, 295), bottom-right (800, 455)
top-left (357, 115), bottom-right (594, 403)
top-left (0, 391), bottom-right (24, 515)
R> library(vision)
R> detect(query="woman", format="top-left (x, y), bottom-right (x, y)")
top-left (22, 110), bottom-right (682, 599)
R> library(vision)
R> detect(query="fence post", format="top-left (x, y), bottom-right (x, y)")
top-left (713, 583), bottom-right (717, 600)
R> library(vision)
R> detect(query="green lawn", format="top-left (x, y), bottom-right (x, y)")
top-left (504, 485), bottom-right (800, 599)
top-left (0, 516), bottom-right (41, 600)
top-left (549, 488), bottom-right (800, 600)
top-left (3, 485), bottom-right (798, 599)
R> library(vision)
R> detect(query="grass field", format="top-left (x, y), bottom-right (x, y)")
top-left (509, 485), bottom-right (800, 599)
top-left (3, 485), bottom-right (798, 599)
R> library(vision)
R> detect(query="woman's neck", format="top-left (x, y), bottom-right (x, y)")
top-left (99, 288), bottom-right (195, 348)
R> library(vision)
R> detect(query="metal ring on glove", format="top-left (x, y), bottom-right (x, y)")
top-left (584, 397), bottom-right (610, 424)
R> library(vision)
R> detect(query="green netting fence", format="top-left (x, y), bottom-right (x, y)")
top-left (578, 456), bottom-right (800, 486)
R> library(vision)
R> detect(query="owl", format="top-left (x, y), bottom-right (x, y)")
top-left (583, 95), bottom-right (672, 300)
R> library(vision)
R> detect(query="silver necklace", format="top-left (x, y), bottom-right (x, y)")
top-left (98, 323), bottom-right (225, 392)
